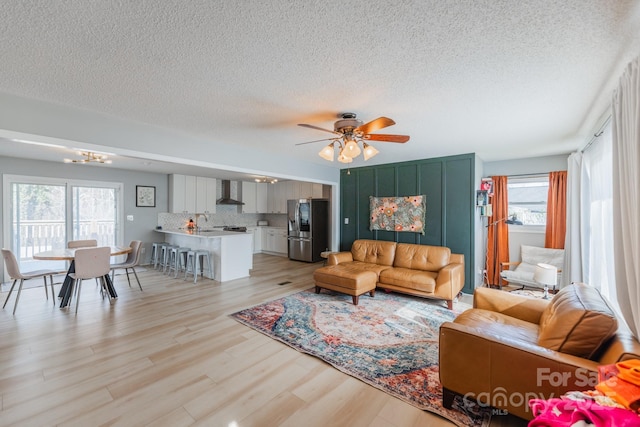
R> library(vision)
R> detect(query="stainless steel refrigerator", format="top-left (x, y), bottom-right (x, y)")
top-left (287, 199), bottom-right (329, 262)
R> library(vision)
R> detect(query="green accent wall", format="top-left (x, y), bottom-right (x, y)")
top-left (340, 153), bottom-right (476, 294)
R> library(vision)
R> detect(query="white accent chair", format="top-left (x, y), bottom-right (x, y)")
top-left (69, 247), bottom-right (111, 314)
top-left (110, 240), bottom-right (143, 291)
top-left (2, 249), bottom-right (59, 314)
top-left (500, 245), bottom-right (564, 291)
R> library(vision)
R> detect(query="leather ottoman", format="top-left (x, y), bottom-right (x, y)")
top-left (313, 265), bottom-right (377, 305)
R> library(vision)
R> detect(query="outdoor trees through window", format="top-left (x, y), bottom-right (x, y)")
top-left (506, 176), bottom-right (548, 226)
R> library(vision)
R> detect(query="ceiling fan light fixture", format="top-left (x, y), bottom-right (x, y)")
top-left (363, 142), bottom-right (379, 161)
top-left (343, 139), bottom-right (361, 157)
top-left (337, 148), bottom-right (353, 164)
top-left (298, 113), bottom-right (408, 164)
top-left (318, 142), bottom-right (335, 161)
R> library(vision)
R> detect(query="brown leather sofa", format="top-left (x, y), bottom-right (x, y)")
top-left (314, 239), bottom-right (465, 308)
top-left (439, 284), bottom-right (640, 420)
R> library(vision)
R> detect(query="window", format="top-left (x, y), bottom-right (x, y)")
top-left (2, 175), bottom-right (123, 273)
top-left (507, 175), bottom-right (548, 226)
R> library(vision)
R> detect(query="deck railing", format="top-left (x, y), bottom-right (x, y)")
top-left (12, 220), bottom-right (115, 261)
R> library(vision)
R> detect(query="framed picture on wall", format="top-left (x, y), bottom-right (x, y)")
top-left (476, 190), bottom-right (488, 206)
top-left (136, 185), bottom-right (156, 207)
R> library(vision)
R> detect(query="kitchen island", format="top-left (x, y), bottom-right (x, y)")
top-left (155, 228), bottom-right (253, 282)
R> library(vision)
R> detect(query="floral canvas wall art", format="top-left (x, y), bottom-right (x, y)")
top-left (370, 195), bottom-right (426, 234)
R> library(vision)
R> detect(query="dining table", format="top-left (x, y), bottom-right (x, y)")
top-left (33, 246), bottom-right (132, 308)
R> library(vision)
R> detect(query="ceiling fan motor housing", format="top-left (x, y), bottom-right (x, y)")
top-left (334, 113), bottom-right (363, 133)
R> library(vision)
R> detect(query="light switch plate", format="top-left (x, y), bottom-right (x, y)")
top-left (344, 218), bottom-right (349, 225)
top-left (127, 215), bottom-right (134, 221)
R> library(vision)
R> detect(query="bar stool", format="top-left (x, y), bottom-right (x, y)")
top-left (150, 242), bottom-right (164, 269)
top-left (167, 247), bottom-right (190, 278)
top-left (184, 250), bottom-right (213, 284)
top-left (160, 244), bottom-right (178, 273)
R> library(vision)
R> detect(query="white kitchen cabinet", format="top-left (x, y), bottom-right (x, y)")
top-left (196, 176), bottom-right (217, 214)
top-left (169, 174), bottom-right (197, 213)
top-left (247, 226), bottom-right (261, 253)
top-left (267, 182), bottom-right (287, 214)
top-left (275, 182), bottom-right (291, 213)
top-left (298, 182), bottom-right (312, 199)
top-left (242, 182), bottom-right (257, 213)
top-left (285, 181), bottom-right (299, 201)
top-left (296, 182), bottom-right (323, 200)
top-left (169, 174), bottom-right (185, 213)
top-left (274, 228), bottom-right (288, 254)
top-left (256, 183), bottom-right (268, 213)
top-left (262, 227), bottom-right (287, 256)
top-left (266, 184), bottom-right (275, 213)
top-left (262, 181), bottom-right (324, 214)
top-left (170, 174), bottom-right (216, 213)
top-left (261, 228), bottom-right (268, 250)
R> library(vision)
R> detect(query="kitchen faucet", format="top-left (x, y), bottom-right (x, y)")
top-left (195, 213), bottom-right (209, 231)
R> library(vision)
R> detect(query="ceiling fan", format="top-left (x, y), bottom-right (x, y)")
top-left (296, 112), bottom-right (410, 163)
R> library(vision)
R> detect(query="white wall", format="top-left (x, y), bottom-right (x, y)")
top-left (483, 154), bottom-right (569, 176)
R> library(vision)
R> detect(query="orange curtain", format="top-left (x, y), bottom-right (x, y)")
top-left (545, 171), bottom-right (567, 249)
top-left (486, 176), bottom-right (510, 285)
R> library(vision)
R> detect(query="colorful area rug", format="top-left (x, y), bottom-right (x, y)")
top-left (230, 289), bottom-right (490, 427)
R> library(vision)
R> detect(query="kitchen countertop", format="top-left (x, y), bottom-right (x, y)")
top-left (158, 227), bottom-right (254, 282)
top-left (156, 228), bottom-right (250, 238)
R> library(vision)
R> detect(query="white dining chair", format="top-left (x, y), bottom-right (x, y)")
top-left (110, 240), bottom-right (143, 291)
top-left (67, 239), bottom-right (100, 287)
top-left (69, 246), bottom-right (111, 315)
top-left (2, 248), bottom-right (59, 314)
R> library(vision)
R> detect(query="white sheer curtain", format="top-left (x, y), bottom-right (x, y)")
top-left (562, 152), bottom-right (585, 288)
top-left (564, 126), bottom-right (617, 303)
top-left (612, 57), bottom-right (640, 338)
top-left (581, 126), bottom-right (616, 303)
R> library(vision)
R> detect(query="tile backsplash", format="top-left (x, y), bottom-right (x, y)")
top-left (158, 205), bottom-right (287, 229)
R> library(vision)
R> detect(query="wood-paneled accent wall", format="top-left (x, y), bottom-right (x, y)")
top-left (340, 153), bottom-right (476, 293)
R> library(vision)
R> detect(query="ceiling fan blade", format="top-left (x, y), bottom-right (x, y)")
top-left (295, 137), bottom-right (340, 146)
top-left (298, 123), bottom-right (342, 135)
top-left (363, 134), bottom-right (410, 143)
top-left (356, 117), bottom-right (396, 134)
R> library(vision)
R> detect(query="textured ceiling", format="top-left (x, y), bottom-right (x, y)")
top-left (1, 0), bottom-right (639, 176)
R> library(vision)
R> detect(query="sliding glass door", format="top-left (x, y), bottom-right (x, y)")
top-left (10, 181), bottom-right (67, 272)
top-left (3, 175), bottom-right (123, 276)
top-left (71, 186), bottom-right (118, 245)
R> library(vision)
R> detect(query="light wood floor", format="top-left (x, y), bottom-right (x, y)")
top-left (0, 254), bottom-right (526, 427)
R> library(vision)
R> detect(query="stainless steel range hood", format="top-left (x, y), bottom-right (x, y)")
top-left (216, 180), bottom-right (244, 205)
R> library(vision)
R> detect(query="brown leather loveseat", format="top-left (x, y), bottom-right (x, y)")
top-left (314, 239), bottom-right (465, 308)
top-left (439, 284), bottom-right (640, 420)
